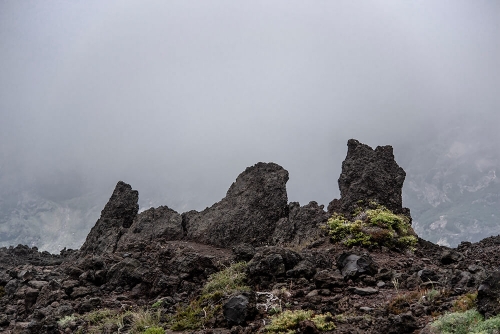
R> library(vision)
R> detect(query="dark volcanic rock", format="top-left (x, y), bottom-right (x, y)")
top-left (337, 252), bottom-right (378, 279)
top-left (247, 247), bottom-right (301, 288)
top-left (223, 293), bottom-right (256, 326)
top-left (116, 206), bottom-right (183, 252)
top-left (477, 272), bottom-right (500, 318)
top-left (272, 201), bottom-right (329, 246)
top-left (80, 181), bottom-right (139, 255)
top-left (334, 139), bottom-right (408, 215)
top-left (183, 162), bottom-right (289, 247)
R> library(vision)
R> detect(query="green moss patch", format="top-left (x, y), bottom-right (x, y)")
top-left (327, 206), bottom-right (417, 250)
top-left (266, 310), bottom-right (335, 333)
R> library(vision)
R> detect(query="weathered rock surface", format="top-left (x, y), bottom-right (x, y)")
top-left (272, 201), bottom-right (329, 246)
top-left (80, 181), bottom-right (139, 255)
top-left (477, 272), bottom-right (500, 318)
top-left (334, 139), bottom-right (408, 216)
top-left (183, 162), bottom-right (289, 247)
top-left (337, 252), bottom-right (378, 279)
top-left (116, 206), bottom-right (183, 252)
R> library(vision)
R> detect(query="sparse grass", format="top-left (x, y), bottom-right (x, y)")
top-left (169, 261), bottom-right (250, 331)
top-left (327, 206), bottom-right (417, 250)
top-left (203, 261), bottom-right (249, 295)
top-left (424, 288), bottom-right (441, 302)
top-left (130, 308), bottom-right (162, 333)
top-left (387, 291), bottom-right (421, 315)
top-left (74, 307), bottom-right (163, 334)
top-left (151, 300), bottom-right (162, 309)
top-left (387, 287), bottom-right (449, 315)
top-left (57, 315), bottom-right (77, 329)
top-left (265, 310), bottom-right (335, 333)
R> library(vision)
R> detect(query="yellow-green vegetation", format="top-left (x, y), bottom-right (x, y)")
top-left (265, 310), bottom-right (335, 333)
top-left (70, 307), bottom-right (163, 334)
top-left (0, 285), bottom-right (5, 298)
top-left (151, 300), bottom-right (162, 309)
top-left (203, 261), bottom-right (250, 295)
top-left (143, 326), bottom-right (165, 334)
top-left (429, 308), bottom-right (500, 334)
top-left (130, 308), bottom-right (162, 333)
top-left (326, 206), bottom-right (417, 250)
top-left (57, 315), bottom-right (77, 329)
top-left (169, 261), bottom-right (250, 331)
top-left (452, 292), bottom-right (477, 312)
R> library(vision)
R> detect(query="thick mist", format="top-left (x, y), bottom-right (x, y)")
top-left (1, 1), bottom-right (499, 251)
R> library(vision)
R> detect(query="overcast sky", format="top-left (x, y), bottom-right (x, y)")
top-left (1, 1), bottom-right (499, 211)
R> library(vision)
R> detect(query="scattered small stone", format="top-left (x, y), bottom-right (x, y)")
top-left (349, 287), bottom-right (378, 295)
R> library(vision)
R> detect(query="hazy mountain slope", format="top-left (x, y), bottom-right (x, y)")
top-left (403, 125), bottom-right (500, 247)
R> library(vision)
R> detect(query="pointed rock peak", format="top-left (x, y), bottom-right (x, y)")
top-left (100, 181), bottom-right (139, 227)
top-left (338, 139), bottom-right (407, 215)
top-left (79, 181), bottom-right (139, 255)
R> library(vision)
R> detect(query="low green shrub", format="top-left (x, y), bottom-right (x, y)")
top-left (430, 309), bottom-right (483, 334)
top-left (430, 308), bottom-right (500, 333)
top-left (326, 206), bottom-right (417, 250)
top-left (266, 310), bottom-right (335, 333)
top-left (142, 326), bottom-right (165, 334)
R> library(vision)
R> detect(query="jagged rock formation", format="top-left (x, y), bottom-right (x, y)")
top-left (3, 139), bottom-right (500, 333)
top-left (183, 162), bottom-right (289, 247)
top-left (332, 139), bottom-right (409, 216)
top-left (80, 181), bottom-right (139, 255)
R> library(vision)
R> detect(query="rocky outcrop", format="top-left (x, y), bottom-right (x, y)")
top-left (80, 181), bottom-right (139, 255)
top-left (334, 139), bottom-right (408, 216)
top-left (272, 201), bottom-right (329, 246)
top-left (183, 162), bottom-right (289, 247)
top-left (116, 206), bottom-right (183, 252)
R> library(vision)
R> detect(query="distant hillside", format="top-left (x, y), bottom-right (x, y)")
top-left (403, 125), bottom-right (500, 247)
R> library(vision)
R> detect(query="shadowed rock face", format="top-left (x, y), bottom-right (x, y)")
top-left (183, 162), bottom-right (289, 247)
top-left (337, 139), bottom-right (407, 215)
top-left (80, 181), bottom-right (139, 255)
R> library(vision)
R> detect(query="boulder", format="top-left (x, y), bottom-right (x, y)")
top-left (386, 313), bottom-right (419, 334)
top-left (232, 244), bottom-right (256, 262)
top-left (223, 293), bottom-right (256, 326)
top-left (183, 162), bottom-right (289, 247)
top-left (477, 272), bottom-right (500, 318)
top-left (116, 206), bottom-right (183, 252)
top-left (333, 139), bottom-right (409, 216)
top-left (417, 269), bottom-right (439, 284)
top-left (313, 270), bottom-right (345, 289)
top-left (440, 249), bottom-right (464, 265)
top-left (247, 247), bottom-right (301, 288)
top-left (337, 253), bottom-right (378, 279)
